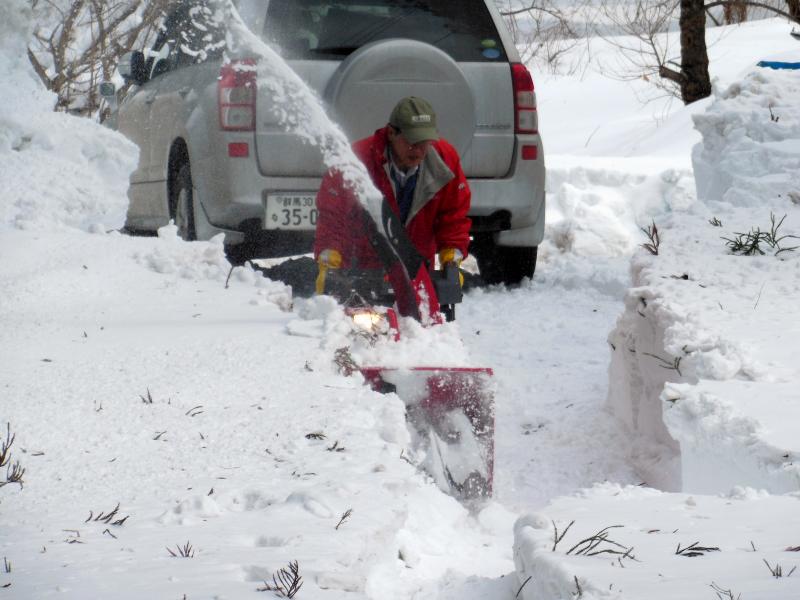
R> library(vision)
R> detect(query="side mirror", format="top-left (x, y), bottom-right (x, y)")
top-left (118, 51), bottom-right (148, 85)
top-left (98, 81), bottom-right (116, 98)
top-left (98, 81), bottom-right (118, 111)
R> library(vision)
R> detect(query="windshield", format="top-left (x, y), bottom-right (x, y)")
top-left (263, 0), bottom-right (507, 61)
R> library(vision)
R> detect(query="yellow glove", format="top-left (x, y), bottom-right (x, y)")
top-left (438, 248), bottom-right (464, 287)
top-left (438, 248), bottom-right (463, 265)
top-left (315, 249), bottom-right (342, 295)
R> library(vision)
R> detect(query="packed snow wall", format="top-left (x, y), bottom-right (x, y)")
top-left (607, 67), bottom-right (800, 494)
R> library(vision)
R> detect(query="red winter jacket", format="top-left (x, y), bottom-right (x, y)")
top-left (314, 126), bottom-right (471, 269)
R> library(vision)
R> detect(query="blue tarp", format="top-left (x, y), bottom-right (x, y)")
top-left (757, 60), bottom-right (800, 70)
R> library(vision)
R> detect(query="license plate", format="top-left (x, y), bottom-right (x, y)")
top-left (265, 193), bottom-right (318, 230)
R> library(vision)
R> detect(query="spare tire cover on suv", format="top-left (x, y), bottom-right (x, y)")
top-left (324, 39), bottom-right (476, 155)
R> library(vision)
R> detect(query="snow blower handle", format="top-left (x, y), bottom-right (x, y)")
top-left (433, 262), bottom-right (463, 322)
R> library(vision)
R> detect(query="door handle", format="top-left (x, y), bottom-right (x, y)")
top-left (144, 93), bottom-right (156, 104)
top-left (178, 87), bottom-right (190, 97)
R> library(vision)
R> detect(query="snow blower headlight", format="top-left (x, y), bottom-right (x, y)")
top-left (350, 309), bottom-right (386, 332)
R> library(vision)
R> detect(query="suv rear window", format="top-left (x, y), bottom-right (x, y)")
top-left (263, 0), bottom-right (507, 62)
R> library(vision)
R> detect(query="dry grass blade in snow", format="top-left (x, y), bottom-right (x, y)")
top-left (166, 542), bottom-right (195, 558)
top-left (257, 560), bottom-right (303, 597)
top-left (1, 462), bottom-right (25, 488)
top-left (640, 221), bottom-right (660, 255)
top-left (0, 425), bottom-right (25, 489)
top-left (565, 525), bottom-right (636, 559)
top-left (763, 559), bottom-right (797, 578)
top-left (85, 503), bottom-right (129, 526)
top-left (552, 519), bottom-right (575, 551)
top-left (140, 388), bottom-right (155, 404)
top-left (335, 509), bottom-right (353, 530)
top-left (710, 582), bottom-right (741, 600)
top-left (722, 213), bottom-right (800, 256)
top-left (0, 424), bottom-right (15, 468)
top-left (675, 541), bottom-right (720, 557)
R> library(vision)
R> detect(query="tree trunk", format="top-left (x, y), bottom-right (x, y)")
top-left (679, 0), bottom-right (711, 104)
top-left (788, 0), bottom-right (800, 21)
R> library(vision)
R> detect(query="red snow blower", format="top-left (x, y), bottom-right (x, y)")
top-left (335, 197), bottom-right (496, 500)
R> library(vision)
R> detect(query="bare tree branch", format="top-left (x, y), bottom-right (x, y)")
top-left (659, 64), bottom-right (686, 84)
top-left (497, 0), bottom-right (594, 74)
top-left (706, 0), bottom-right (798, 20)
top-left (26, 47), bottom-right (53, 90)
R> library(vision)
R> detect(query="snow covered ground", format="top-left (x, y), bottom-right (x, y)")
top-left (2, 5), bottom-right (800, 599)
top-left (521, 212), bottom-right (800, 598)
top-left (519, 18), bottom-right (800, 600)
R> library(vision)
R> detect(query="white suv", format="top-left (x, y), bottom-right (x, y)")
top-left (106, 0), bottom-right (545, 284)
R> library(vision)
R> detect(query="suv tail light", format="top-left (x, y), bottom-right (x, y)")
top-left (511, 63), bottom-right (537, 134)
top-left (219, 59), bottom-right (257, 131)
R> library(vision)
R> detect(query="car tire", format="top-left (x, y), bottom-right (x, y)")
top-left (474, 241), bottom-right (537, 286)
top-left (172, 163), bottom-right (197, 241)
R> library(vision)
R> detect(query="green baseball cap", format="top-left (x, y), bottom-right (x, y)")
top-left (389, 96), bottom-right (438, 145)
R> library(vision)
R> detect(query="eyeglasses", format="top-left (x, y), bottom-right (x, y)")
top-left (393, 128), bottom-right (432, 151)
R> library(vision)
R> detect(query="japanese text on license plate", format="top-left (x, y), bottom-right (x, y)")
top-left (265, 193), bottom-right (318, 230)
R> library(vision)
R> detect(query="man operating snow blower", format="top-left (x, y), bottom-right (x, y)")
top-left (312, 97), bottom-right (494, 500)
top-left (313, 96), bottom-right (471, 317)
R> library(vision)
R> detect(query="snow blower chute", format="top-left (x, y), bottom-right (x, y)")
top-left (338, 193), bottom-right (495, 500)
top-left (361, 366), bottom-right (494, 499)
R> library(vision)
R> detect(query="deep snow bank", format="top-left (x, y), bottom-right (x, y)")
top-left (607, 67), bottom-right (800, 493)
top-left (0, 0), bottom-right (137, 233)
top-left (543, 157), bottom-right (695, 259)
top-left (693, 68), bottom-right (800, 208)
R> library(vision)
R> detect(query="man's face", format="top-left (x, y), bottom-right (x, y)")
top-left (388, 127), bottom-right (433, 170)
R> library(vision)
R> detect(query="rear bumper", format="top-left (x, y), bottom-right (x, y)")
top-left (195, 135), bottom-right (545, 253)
top-left (495, 205), bottom-right (545, 247)
top-left (467, 135), bottom-right (546, 247)
top-left (194, 151), bottom-right (320, 255)
top-left (198, 214), bottom-right (315, 258)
